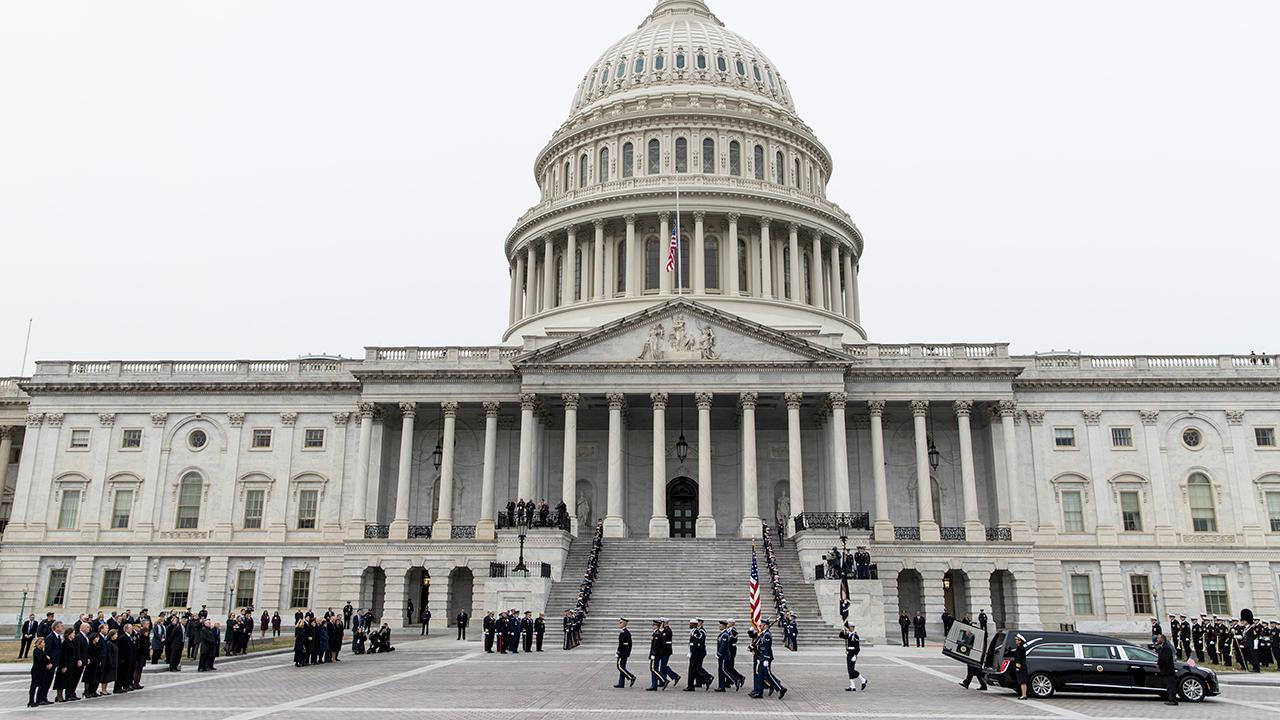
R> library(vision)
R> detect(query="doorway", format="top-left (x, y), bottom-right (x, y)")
top-left (667, 477), bottom-right (698, 538)
top-left (448, 567), bottom-right (474, 624)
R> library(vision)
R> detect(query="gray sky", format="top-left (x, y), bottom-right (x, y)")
top-left (2, 0), bottom-right (1277, 370)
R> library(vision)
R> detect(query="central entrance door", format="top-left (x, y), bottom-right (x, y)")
top-left (667, 477), bottom-right (698, 538)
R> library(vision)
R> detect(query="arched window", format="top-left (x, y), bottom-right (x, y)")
top-left (654, 52), bottom-right (665, 71)
top-left (782, 246), bottom-right (791, 299)
top-left (696, 52), bottom-right (707, 70)
top-left (752, 63), bottom-right (762, 83)
top-left (615, 241), bottom-right (627, 294)
top-left (601, 66), bottom-right (609, 84)
top-left (675, 137), bottom-right (688, 173)
top-left (704, 236), bottom-right (720, 289)
top-left (599, 146), bottom-right (610, 182)
top-left (735, 59), bottom-right (746, 76)
top-left (702, 138), bottom-right (715, 173)
top-left (554, 253), bottom-right (564, 307)
top-left (176, 472), bottom-right (202, 529)
top-left (1188, 473), bottom-right (1217, 532)
top-left (617, 60), bottom-right (627, 79)
top-left (793, 158), bottom-right (801, 188)
top-left (563, 161), bottom-right (570, 192)
top-left (647, 139), bottom-right (660, 175)
top-left (716, 55), bottom-right (727, 73)
top-left (587, 73), bottom-right (595, 93)
top-left (579, 154), bottom-right (588, 188)
top-left (802, 253), bottom-right (812, 304)
top-left (729, 141), bottom-right (741, 176)
top-left (634, 56), bottom-right (645, 75)
top-left (753, 145), bottom-right (765, 180)
top-left (675, 52), bottom-right (686, 70)
top-left (622, 142), bottom-right (634, 178)
top-left (775, 151), bottom-right (785, 184)
top-left (766, 69), bottom-right (775, 89)
top-left (644, 236), bottom-right (660, 290)
top-left (737, 238), bottom-right (749, 291)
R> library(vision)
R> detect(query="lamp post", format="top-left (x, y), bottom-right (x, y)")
top-left (514, 521), bottom-right (529, 574)
top-left (15, 588), bottom-right (28, 640)
top-left (836, 517), bottom-right (850, 580)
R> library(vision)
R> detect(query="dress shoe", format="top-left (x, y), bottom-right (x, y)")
top-left (613, 684), bottom-right (624, 688)
top-left (682, 687), bottom-right (695, 692)
top-left (629, 677), bottom-right (635, 687)
top-left (747, 692), bottom-right (762, 699)
top-left (778, 687), bottom-right (787, 699)
top-left (645, 687), bottom-right (657, 692)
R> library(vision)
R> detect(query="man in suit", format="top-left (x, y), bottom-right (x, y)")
top-left (19, 614), bottom-right (38, 658)
top-left (1156, 634), bottom-right (1178, 705)
top-left (613, 618), bottom-right (635, 688)
top-left (482, 611), bottom-right (495, 652)
top-left (456, 609), bottom-right (469, 640)
top-left (65, 621), bottom-right (89, 701)
top-left (419, 607), bottom-right (431, 636)
top-left (165, 616), bottom-right (185, 671)
top-left (198, 620), bottom-right (220, 671)
top-left (38, 621), bottom-right (63, 705)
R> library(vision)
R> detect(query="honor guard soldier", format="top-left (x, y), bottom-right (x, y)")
top-left (684, 619), bottom-right (712, 691)
top-left (646, 620), bottom-right (666, 691)
top-left (658, 618), bottom-right (681, 686)
top-left (748, 617), bottom-right (786, 699)
top-left (1178, 614), bottom-right (1192, 660)
top-left (841, 621), bottom-right (868, 692)
top-left (726, 619), bottom-right (746, 689)
top-left (714, 620), bottom-right (737, 692)
top-left (1166, 614), bottom-right (1181, 659)
top-left (613, 619), bottom-right (636, 688)
top-left (1205, 616), bottom-right (1219, 664)
top-left (1192, 615), bottom-right (1205, 662)
top-left (482, 612), bottom-right (495, 653)
top-left (1150, 616), bottom-right (1162, 646)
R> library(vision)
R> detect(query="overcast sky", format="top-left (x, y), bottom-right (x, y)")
top-left (2, 0), bottom-right (1277, 371)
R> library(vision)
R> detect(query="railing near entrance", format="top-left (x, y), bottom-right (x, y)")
top-left (939, 526), bottom-right (967, 541)
top-left (793, 512), bottom-right (871, 533)
top-left (408, 525), bottom-right (432, 539)
top-left (364, 524), bottom-right (390, 539)
top-left (488, 561), bottom-right (552, 578)
top-left (985, 527), bottom-right (1013, 541)
top-left (894, 526), bottom-right (921, 541)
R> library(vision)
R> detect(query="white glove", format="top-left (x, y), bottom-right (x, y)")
top-left (763, 660), bottom-right (770, 668)
top-left (649, 655), bottom-right (655, 660)
top-left (686, 652), bottom-right (691, 658)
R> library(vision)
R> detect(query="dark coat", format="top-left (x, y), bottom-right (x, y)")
top-left (1157, 640), bottom-right (1176, 675)
top-left (99, 640), bottom-right (118, 684)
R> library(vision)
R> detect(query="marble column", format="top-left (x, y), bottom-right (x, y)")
top-left (955, 400), bottom-right (984, 542)
top-left (649, 392), bottom-right (670, 538)
top-left (624, 214), bottom-right (637, 297)
top-left (911, 400), bottom-right (941, 541)
top-left (593, 219), bottom-right (606, 301)
top-left (561, 393), bottom-right (579, 535)
top-left (695, 392), bottom-right (716, 537)
top-left (996, 401), bottom-right (1029, 541)
top-left (784, 393), bottom-right (804, 535)
top-left (849, 257), bottom-right (861, 324)
top-left (509, 256), bottom-right (521, 324)
top-left (758, 218), bottom-right (773, 299)
top-left (0, 426), bottom-right (13, 521)
top-left (659, 212), bottom-right (672, 294)
top-left (726, 213), bottom-right (740, 295)
top-left (475, 401), bottom-right (500, 540)
top-left (516, 393), bottom-right (537, 501)
top-left (524, 245), bottom-right (538, 316)
top-left (787, 223), bottom-right (801, 301)
top-left (842, 251), bottom-right (856, 321)
top-left (541, 235), bottom-right (555, 311)
top-left (739, 392), bottom-right (761, 538)
top-left (826, 244), bottom-right (839, 312)
top-left (693, 211), bottom-right (706, 294)
top-left (868, 400), bottom-right (892, 541)
top-left (810, 231), bottom-right (825, 309)
top-left (390, 401), bottom-right (416, 540)
top-left (604, 393), bottom-right (628, 538)
top-left (432, 401), bottom-right (459, 538)
top-left (563, 226), bottom-right (577, 305)
top-left (829, 392), bottom-right (851, 514)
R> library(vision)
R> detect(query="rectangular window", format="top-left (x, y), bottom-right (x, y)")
top-left (1053, 427), bottom-right (1076, 448)
top-left (1110, 427), bottom-right (1133, 448)
top-left (120, 428), bottom-right (143, 449)
top-left (297, 489), bottom-right (319, 530)
top-left (69, 428), bottom-right (91, 449)
top-left (1202, 575), bottom-right (1230, 616)
top-left (99, 569), bottom-right (122, 608)
top-left (1120, 490), bottom-right (1143, 532)
top-left (1257, 427), bottom-right (1277, 448)
top-left (176, 479), bottom-right (202, 529)
top-left (165, 569), bottom-right (191, 608)
top-left (1070, 574), bottom-right (1094, 615)
top-left (289, 570), bottom-right (311, 608)
top-left (303, 428), bottom-right (325, 449)
top-left (1267, 492), bottom-right (1280, 533)
top-left (1061, 490), bottom-right (1084, 532)
top-left (243, 489), bottom-right (265, 530)
top-left (251, 428), bottom-right (273, 449)
top-left (1129, 574), bottom-right (1152, 615)
top-left (57, 489), bottom-right (81, 529)
top-left (234, 570), bottom-right (256, 608)
top-left (46, 568), bottom-right (68, 606)
top-left (110, 488), bottom-right (134, 529)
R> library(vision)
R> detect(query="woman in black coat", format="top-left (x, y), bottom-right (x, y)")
top-left (99, 631), bottom-right (119, 696)
top-left (329, 620), bottom-right (344, 662)
top-left (55, 628), bottom-right (76, 702)
top-left (82, 634), bottom-right (100, 698)
top-left (293, 621), bottom-right (307, 667)
top-left (28, 637), bottom-right (49, 707)
top-left (1012, 635), bottom-right (1030, 700)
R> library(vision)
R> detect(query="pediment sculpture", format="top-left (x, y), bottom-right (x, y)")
top-left (637, 314), bottom-right (719, 361)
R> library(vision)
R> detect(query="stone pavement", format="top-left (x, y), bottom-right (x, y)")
top-left (1, 636), bottom-right (1277, 719)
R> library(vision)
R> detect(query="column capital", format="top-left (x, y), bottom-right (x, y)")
top-left (280, 411), bottom-right (298, 426)
top-left (810, 227), bottom-right (823, 241)
top-left (759, 216), bottom-right (772, 227)
top-left (46, 412), bottom-right (64, 427)
top-left (519, 393), bottom-right (538, 411)
top-left (787, 222), bottom-right (799, 234)
top-left (1225, 409), bottom-right (1245, 425)
top-left (1139, 409), bottom-right (1160, 426)
top-left (910, 399), bottom-right (930, 417)
top-left (867, 399), bottom-right (886, 417)
top-left (623, 213), bottom-right (637, 225)
top-left (398, 402), bottom-right (417, 418)
top-left (97, 412), bottom-right (116, 427)
top-left (996, 399), bottom-right (1017, 418)
top-left (483, 401), bottom-right (501, 417)
top-left (592, 218), bottom-right (606, 229)
top-left (226, 412), bottom-right (245, 427)
top-left (828, 391), bottom-right (847, 409)
top-left (24, 412), bottom-right (42, 428)
top-left (1081, 409), bottom-right (1101, 425)
top-left (561, 393), bottom-right (580, 410)
top-left (726, 212), bottom-right (740, 223)
top-left (694, 391), bottom-right (714, 409)
top-left (953, 400), bottom-right (974, 417)
top-left (332, 411), bottom-right (351, 425)
top-left (565, 224), bottom-right (578, 237)
top-left (784, 392), bottom-right (803, 409)
top-left (606, 393), bottom-right (626, 410)
top-left (650, 392), bottom-right (669, 409)
top-left (0, 425), bottom-right (11, 439)
top-left (1025, 409), bottom-right (1046, 425)
top-left (441, 401), bottom-right (460, 418)
top-left (357, 401), bottom-right (377, 419)
top-left (149, 412), bottom-right (168, 427)
top-left (658, 211), bottom-right (670, 222)
top-left (738, 392), bottom-right (759, 409)
top-left (693, 210), bottom-right (706, 221)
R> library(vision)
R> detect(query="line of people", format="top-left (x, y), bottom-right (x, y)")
top-left (500, 498), bottom-right (570, 530)
top-left (759, 524), bottom-right (800, 651)
top-left (611, 616), bottom-right (787, 700)
top-left (562, 519), bottom-right (603, 649)
top-left (480, 610), bottom-right (546, 653)
top-left (1155, 612), bottom-right (1280, 671)
top-left (292, 608), bottom-right (397, 666)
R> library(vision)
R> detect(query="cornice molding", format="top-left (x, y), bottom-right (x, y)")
top-left (20, 381), bottom-right (361, 396)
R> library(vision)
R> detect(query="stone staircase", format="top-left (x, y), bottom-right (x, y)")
top-left (544, 537), bottom-right (834, 646)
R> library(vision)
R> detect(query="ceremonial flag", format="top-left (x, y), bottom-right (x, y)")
top-left (665, 225), bottom-right (678, 272)
top-left (749, 544), bottom-right (762, 631)
top-left (839, 575), bottom-right (850, 621)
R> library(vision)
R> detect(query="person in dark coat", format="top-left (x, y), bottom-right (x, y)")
top-left (314, 622), bottom-right (330, 665)
top-left (20, 614), bottom-right (39, 659)
top-left (132, 624), bottom-right (149, 689)
top-left (54, 628), bottom-right (76, 702)
top-left (898, 611), bottom-right (910, 647)
top-left (113, 625), bottom-right (134, 693)
top-left (457, 609), bottom-right (469, 641)
top-left (197, 621), bottom-right (219, 671)
top-left (1156, 633), bottom-right (1178, 705)
top-left (912, 613), bottom-right (927, 647)
top-left (1012, 634), bottom-right (1030, 700)
top-left (329, 619), bottom-right (343, 662)
top-left (82, 633), bottom-right (101, 698)
top-left (272, 611), bottom-right (282, 637)
top-left (99, 631), bottom-right (118, 696)
top-left (166, 617), bottom-right (186, 671)
top-left (29, 637), bottom-right (51, 707)
top-left (293, 620), bottom-right (308, 666)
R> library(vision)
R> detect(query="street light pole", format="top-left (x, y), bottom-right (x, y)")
top-left (15, 589), bottom-right (28, 640)
top-left (514, 521), bottom-right (528, 574)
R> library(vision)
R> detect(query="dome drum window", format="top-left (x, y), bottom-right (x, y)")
top-left (735, 59), bottom-right (746, 76)
top-left (647, 139), bottom-right (660, 175)
top-left (617, 60), bottom-right (627, 79)
top-left (696, 52), bottom-right (707, 70)
top-left (654, 52), bottom-right (664, 71)
top-left (675, 52), bottom-right (686, 69)
top-left (634, 56), bottom-right (645, 75)
top-left (729, 140), bottom-right (741, 176)
top-left (716, 55), bottom-right (727, 73)
top-left (622, 142), bottom-right (634, 178)
top-left (1182, 427), bottom-right (1204, 449)
top-left (702, 138), bottom-right (715, 173)
top-left (752, 63), bottom-right (762, 83)
top-left (675, 137), bottom-right (688, 173)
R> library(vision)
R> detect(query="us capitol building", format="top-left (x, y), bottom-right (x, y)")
top-left (2, 0), bottom-right (1277, 640)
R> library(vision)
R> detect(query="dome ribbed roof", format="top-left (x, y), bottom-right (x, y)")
top-left (570, 0), bottom-right (795, 116)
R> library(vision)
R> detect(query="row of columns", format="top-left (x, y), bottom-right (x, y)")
top-left (507, 214), bottom-right (862, 325)
top-left (348, 395), bottom-right (1025, 543)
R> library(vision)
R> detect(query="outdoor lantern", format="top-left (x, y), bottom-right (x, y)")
top-left (927, 438), bottom-right (940, 471)
top-left (431, 438), bottom-right (443, 471)
top-left (675, 431), bottom-right (689, 463)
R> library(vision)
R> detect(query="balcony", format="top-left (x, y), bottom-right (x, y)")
top-left (793, 512), bottom-right (870, 533)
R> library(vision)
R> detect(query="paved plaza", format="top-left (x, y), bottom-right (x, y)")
top-left (2, 637), bottom-right (1278, 719)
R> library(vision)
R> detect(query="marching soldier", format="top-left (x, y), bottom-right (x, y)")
top-left (613, 619), bottom-right (635, 688)
top-left (684, 618), bottom-right (713, 691)
top-left (748, 618), bottom-right (786, 699)
top-left (714, 620), bottom-right (734, 692)
top-left (658, 618), bottom-right (681, 686)
top-left (841, 621), bottom-right (868, 692)
top-left (646, 620), bottom-right (665, 691)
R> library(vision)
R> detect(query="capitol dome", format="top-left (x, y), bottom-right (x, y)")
top-left (503, 0), bottom-right (866, 345)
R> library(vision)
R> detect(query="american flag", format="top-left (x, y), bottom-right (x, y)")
top-left (665, 226), bottom-right (678, 272)
top-left (748, 545), bottom-right (762, 631)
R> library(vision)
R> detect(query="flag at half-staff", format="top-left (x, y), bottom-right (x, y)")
top-left (748, 544), bottom-right (762, 632)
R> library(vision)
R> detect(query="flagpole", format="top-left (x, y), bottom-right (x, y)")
top-left (675, 182), bottom-right (682, 293)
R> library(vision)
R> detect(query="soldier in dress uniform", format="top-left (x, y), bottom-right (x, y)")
top-left (658, 618), bottom-right (681, 686)
top-left (1191, 616), bottom-right (1204, 662)
top-left (840, 621), bottom-right (868, 692)
top-left (522, 611), bottom-right (535, 652)
top-left (646, 620), bottom-right (665, 691)
top-left (613, 618), bottom-right (635, 688)
top-left (1260, 620), bottom-right (1274, 669)
top-left (1150, 616), bottom-right (1162, 646)
top-left (534, 613), bottom-right (546, 652)
top-left (507, 609), bottom-right (521, 654)
top-left (1178, 614), bottom-right (1192, 660)
top-left (1205, 616), bottom-right (1218, 664)
top-left (714, 620), bottom-right (736, 692)
top-left (747, 617), bottom-right (785, 699)
top-left (482, 612), bottom-right (495, 653)
top-left (684, 618), bottom-right (713, 691)
top-left (1167, 614), bottom-right (1181, 659)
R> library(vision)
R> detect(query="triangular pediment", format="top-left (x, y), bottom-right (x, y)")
top-left (513, 299), bottom-right (854, 367)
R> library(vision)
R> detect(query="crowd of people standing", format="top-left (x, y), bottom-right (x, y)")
top-left (1156, 611), bottom-right (1280, 671)
top-left (561, 520), bottom-right (603, 649)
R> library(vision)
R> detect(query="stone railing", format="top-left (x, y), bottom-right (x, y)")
top-left (893, 526), bottom-right (920, 541)
top-left (843, 343), bottom-right (1010, 361)
top-left (363, 524), bottom-right (390, 539)
top-left (35, 358), bottom-right (352, 381)
top-left (408, 525), bottom-right (433, 540)
top-left (939, 526), bottom-right (967, 542)
top-left (1024, 352), bottom-right (1279, 374)
top-left (793, 512), bottom-right (870, 533)
top-left (985, 527), bottom-right (1013, 542)
top-left (365, 347), bottom-right (521, 364)
top-left (451, 525), bottom-right (477, 539)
